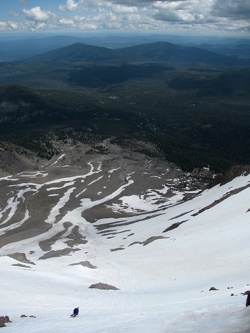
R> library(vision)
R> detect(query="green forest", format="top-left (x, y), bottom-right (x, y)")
top-left (0, 42), bottom-right (250, 172)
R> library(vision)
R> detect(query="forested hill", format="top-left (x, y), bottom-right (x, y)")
top-left (0, 40), bottom-right (249, 173)
top-left (27, 41), bottom-right (250, 66)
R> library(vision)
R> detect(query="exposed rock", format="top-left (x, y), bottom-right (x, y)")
top-left (129, 235), bottom-right (167, 247)
top-left (0, 141), bottom-right (41, 175)
top-left (9, 253), bottom-right (35, 265)
top-left (0, 316), bottom-right (11, 327)
top-left (163, 221), bottom-right (187, 233)
top-left (69, 261), bottom-right (97, 269)
top-left (39, 248), bottom-right (80, 260)
top-left (192, 182), bottom-right (250, 217)
top-left (89, 282), bottom-right (120, 290)
top-left (4, 316), bottom-right (11, 323)
top-left (0, 318), bottom-right (5, 327)
top-left (110, 247), bottom-right (125, 252)
top-left (12, 263), bottom-right (31, 268)
top-left (209, 287), bottom-right (219, 291)
top-left (20, 314), bottom-right (36, 318)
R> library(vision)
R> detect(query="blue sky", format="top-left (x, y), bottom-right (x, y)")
top-left (0, 0), bottom-right (250, 36)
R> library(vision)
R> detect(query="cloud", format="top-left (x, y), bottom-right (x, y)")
top-left (0, 21), bottom-right (19, 31)
top-left (59, 0), bottom-right (78, 11)
top-left (59, 0), bottom-right (104, 12)
top-left (55, 0), bottom-right (250, 33)
top-left (35, 22), bottom-right (47, 29)
top-left (0, 0), bottom-right (248, 34)
top-left (59, 18), bottom-right (75, 25)
top-left (58, 0), bottom-right (142, 31)
top-left (112, 0), bottom-right (162, 4)
top-left (112, 4), bottom-right (138, 14)
top-left (23, 6), bottom-right (55, 22)
top-left (152, 0), bottom-right (210, 23)
top-left (212, 0), bottom-right (250, 19)
top-left (71, 15), bottom-right (99, 29)
top-left (57, 0), bottom-right (206, 25)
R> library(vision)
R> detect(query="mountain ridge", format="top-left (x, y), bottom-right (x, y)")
top-left (1, 34), bottom-right (250, 61)
top-left (26, 41), bottom-right (250, 66)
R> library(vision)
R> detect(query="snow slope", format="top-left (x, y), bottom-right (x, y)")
top-left (0, 153), bottom-right (250, 332)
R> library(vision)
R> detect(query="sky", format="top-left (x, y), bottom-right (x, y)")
top-left (0, 0), bottom-right (249, 36)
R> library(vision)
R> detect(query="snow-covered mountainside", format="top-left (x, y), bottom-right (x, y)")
top-left (0, 142), bottom-right (250, 333)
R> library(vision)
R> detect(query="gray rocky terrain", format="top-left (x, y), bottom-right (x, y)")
top-left (0, 138), bottom-right (212, 260)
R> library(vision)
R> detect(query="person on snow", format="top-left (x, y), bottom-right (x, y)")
top-left (71, 307), bottom-right (79, 317)
top-left (246, 292), bottom-right (250, 307)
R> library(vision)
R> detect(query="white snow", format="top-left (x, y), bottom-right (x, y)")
top-left (0, 172), bottom-right (250, 332)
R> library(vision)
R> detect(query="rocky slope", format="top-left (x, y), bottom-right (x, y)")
top-left (0, 139), bottom-right (212, 260)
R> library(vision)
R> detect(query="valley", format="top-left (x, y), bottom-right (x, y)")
top-left (0, 41), bottom-right (250, 172)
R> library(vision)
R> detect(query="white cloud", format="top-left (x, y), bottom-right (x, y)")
top-left (73, 16), bottom-right (99, 29)
top-left (0, 0), bottom-right (248, 34)
top-left (35, 22), bottom-right (47, 29)
top-left (112, 4), bottom-right (138, 14)
top-left (59, 0), bottom-right (78, 11)
top-left (59, 18), bottom-right (76, 26)
top-left (59, 0), bottom-right (104, 13)
top-left (55, 0), bottom-right (249, 34)
top-left (112, 0), bottom-right (157, 4)
top-left (23, 6), bottom-right (55, 22)
top-left (0, 21), bottom-right (19, 31)
top-left (152, 0), bottom-right (213, 23)
top-left (0, 21), bottom-right (7, 30)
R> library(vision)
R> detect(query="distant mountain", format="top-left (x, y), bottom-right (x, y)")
top-left (112, 41), bottom-right (248, 65)
top-left (1, 34), bottom-right (250, 61)
top-left (27, 41), bottom-right (250, 66)
top-left (198, 41), bottom-right (250, 59)
top-left (0, 35), bottom-right (95, 62)
top-left (27, 42), bottom-right (115, 63)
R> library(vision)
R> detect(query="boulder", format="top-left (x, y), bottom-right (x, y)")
top-left (0, 315), bottom-right (11, 327)
top-left (89, 282), bottom-right (120, 290)
top-left (0, 317), bottom-right (6, 327)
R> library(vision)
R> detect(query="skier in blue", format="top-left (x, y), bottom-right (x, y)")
top-left (71, 307), bottom-right (79, 317)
